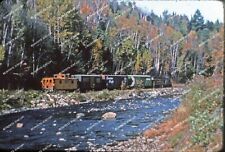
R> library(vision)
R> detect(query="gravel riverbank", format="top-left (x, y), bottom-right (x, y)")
top-left (0, 87), bottom-right (185, 116)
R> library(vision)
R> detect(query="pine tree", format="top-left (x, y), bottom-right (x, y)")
top-left (189, 9), bottom-right (205, 32)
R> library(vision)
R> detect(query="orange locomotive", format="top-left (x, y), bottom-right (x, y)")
top-left (41, 73), bottom-right (78, 90)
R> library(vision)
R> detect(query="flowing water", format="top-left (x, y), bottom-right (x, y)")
top-left (0, 96), bottom-right (180, 151)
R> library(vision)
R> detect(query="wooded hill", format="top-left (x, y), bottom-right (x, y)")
top-left (0, 0), bottom-right (223, 89)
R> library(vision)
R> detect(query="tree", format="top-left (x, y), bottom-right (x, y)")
top-left (92, 39), bottom-right (103, 71)
top-left (0, 45), bottom-right (4, 63)
top-left (134, 52), bottom-right (141, 74)
top-left (189, 9), bottom-right (205, 31)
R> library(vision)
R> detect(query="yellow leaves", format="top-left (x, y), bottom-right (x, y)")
top-left (108, 27), bottom-right (117, 38)
top-left (59, 31), bottom-right (74, 38)
top-left (142, 51), bottom-right (152, 64)
top-left (142, 51), bottom-right (153, 71)
top-left (135, 53), bottom-right (142, 73)
top-left (92, 39), bottom-right (103, 67)
top-left (95, 39), bottom-right (103, 49)
top-left (0, 45), bottom-right (5, 61)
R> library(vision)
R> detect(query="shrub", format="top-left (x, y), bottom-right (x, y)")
top-left (181, 74), bottom-right (223, 147)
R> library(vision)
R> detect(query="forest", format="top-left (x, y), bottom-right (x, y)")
top-left (0, 0), bottom-right (223, 89)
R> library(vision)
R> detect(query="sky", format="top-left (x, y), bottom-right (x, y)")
top-left (132, 0), bottom-right (224, 23)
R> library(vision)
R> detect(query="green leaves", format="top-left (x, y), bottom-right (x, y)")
top-left (190, 9), bottom-right (205, 32)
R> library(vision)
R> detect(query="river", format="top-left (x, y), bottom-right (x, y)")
top-left (0, 96), bottom-right (180, 151)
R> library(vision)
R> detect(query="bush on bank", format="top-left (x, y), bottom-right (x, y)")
top-left (173, 74), bottom-right (223, 149)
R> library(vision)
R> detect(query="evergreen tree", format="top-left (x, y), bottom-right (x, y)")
top-left (189, 9), bottom-right (205, 32)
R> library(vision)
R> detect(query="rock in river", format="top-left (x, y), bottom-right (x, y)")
top-left (102, 112), bottom-right (116, 119)
top-left (76, 113), bottom-right (85, 119)
top-left (16, 123), bottom-right (23, 128)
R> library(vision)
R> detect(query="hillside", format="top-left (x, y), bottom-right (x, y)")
top-left (0, 0), bottom-right (223, 89)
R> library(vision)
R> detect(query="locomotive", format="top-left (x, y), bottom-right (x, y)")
top-left (41, 73), bottom-right (172, 92)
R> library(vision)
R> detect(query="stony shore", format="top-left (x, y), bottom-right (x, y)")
top-left (89, 136), bottom-right (162, 152)
top-left (0, 87), bottom-right (185, 116)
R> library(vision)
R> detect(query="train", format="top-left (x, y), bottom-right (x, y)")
top-left (41, 73), bottom-right (172, 92)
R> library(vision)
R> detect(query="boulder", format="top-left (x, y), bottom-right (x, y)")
top-left (76, 113), bottom-right (85, 119)
top-left (16, 123), bottom-right (23, 128)
top-left (102, 112), bottom-right (116, 119)
top-left (46, 94), bottom-right (54, 103)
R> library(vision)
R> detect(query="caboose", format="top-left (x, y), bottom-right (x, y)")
top-left (41, 73), bottom-right (78, 90)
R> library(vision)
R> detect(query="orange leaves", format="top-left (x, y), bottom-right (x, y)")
top-left (165, 25), bottom-right (174, 38)
top-left (212, 49), bottom-right (223, 64)
top-left (183, 30), bottom-right (198, 51)
top-left (117, 16), bottom-right (136, 31)
top-left (80, 0), bottom-right (109, 17)
top-left (149, 25), bottom-right (158, 38)
top-left (189, 31), bottom-right (198, 39)
top-left (148, 25), bottom-right (159, 47)
top-left (138, 19), bottom-right (149, 35)
top-left (80, 0), bottom-right (93, 15)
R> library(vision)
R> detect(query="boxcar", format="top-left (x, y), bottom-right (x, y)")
top-left (105, 75), bottom-right (128, 90)
top-left (152, 78), bottom-right (164, 88)
top-left (73, 75), bottom-right (106, 92)
top-left (127, 75), bottom-right (153, 88)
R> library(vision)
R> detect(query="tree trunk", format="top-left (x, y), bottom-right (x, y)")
top-left (7, 17), bottom-right (14, 67)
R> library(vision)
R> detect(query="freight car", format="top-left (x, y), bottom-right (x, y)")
top-left (127, 75), bottom-right (153, 88)
top-left (105, 75), bottom-right (128, 90)
top-left (72, 74), bottom-right (106, 92)
top-left (41, 73), bottom-right (172, 92)
top-left (41, 73), bottom-right (78, 90)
